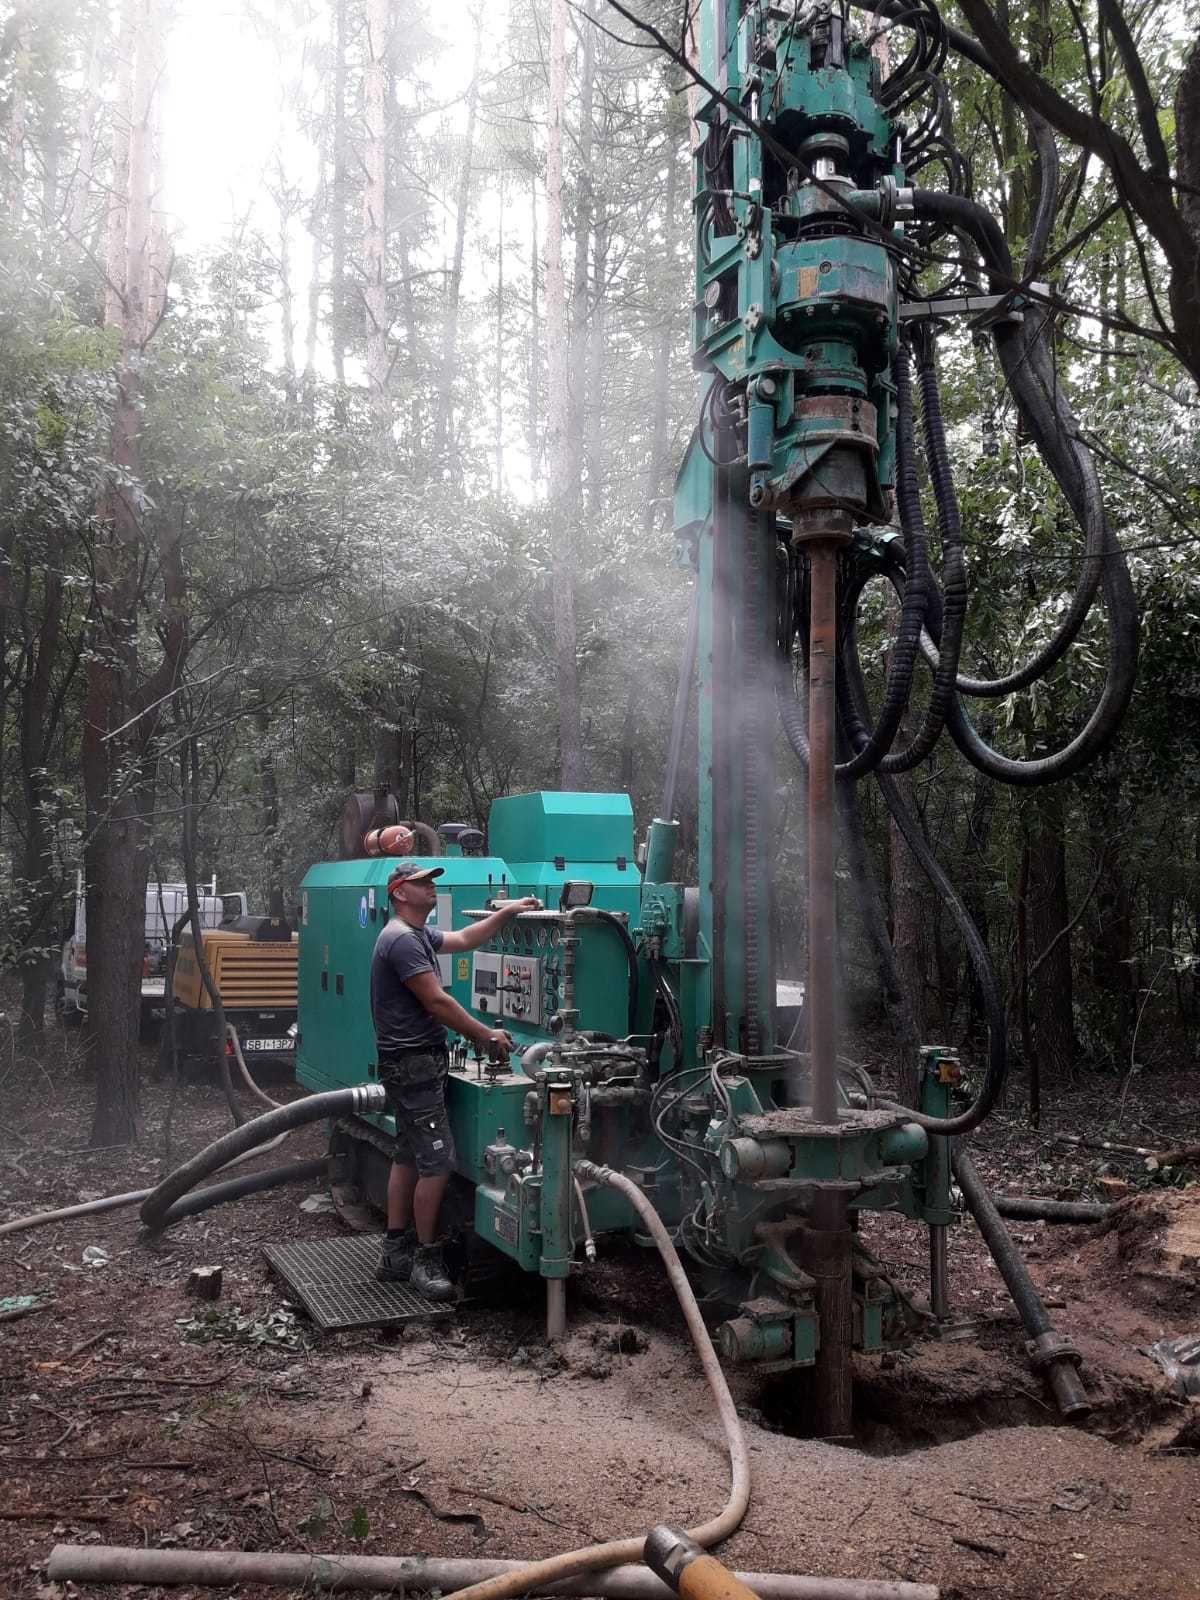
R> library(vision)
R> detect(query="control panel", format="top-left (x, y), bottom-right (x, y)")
top-left (501, 955), bottom-right (542, 1025)
top-left (471, 951), bottom-right (543, 1026)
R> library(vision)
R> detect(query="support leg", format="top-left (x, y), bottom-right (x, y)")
top-left (546, 1278), bottom-right (566, 1342)
top-left (929, 1224), bottom-right (949, 1319)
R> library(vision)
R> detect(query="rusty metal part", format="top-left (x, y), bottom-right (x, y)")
top-left (805, 1187), bottom-right (854, 1440)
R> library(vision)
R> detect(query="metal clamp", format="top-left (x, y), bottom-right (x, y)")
top-left (1025, 1329), bottom-right (1082, 1371)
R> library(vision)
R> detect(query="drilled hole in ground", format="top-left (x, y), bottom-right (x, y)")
top-left (751, 1345), bottom-right (1179, 1455)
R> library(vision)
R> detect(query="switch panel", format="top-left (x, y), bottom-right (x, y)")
top-left (471, 951), bottom-right (503, 1015)
top-left (501, 955), bottom-right (542, 1025)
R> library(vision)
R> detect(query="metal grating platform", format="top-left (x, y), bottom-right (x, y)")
top-left (265, 1235), bottom-right (455, 1332)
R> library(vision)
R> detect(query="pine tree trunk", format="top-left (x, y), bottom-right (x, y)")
top-left (585, 209), bottom-right (608, 521)
top-left (362, 0), bottom-right (390, 440)
top-left (1027, 789), bottom-right (1077, 1081)
top-left (256, 709), bottom-right (285, 918)
top-left (566, 1), bottom-right (596, 492)
top-left (278, 186), bottom-right (298, 406)
top-left (6, 9), bottom-right (31, 219)
top-left (544, 0), bottom-right (581, 787)
top-left (642, 127), bottom-right (680, 534)
top-left (1089, 793), bottom-right (1134, 1045)
top-left (885, 597), bottom-right (929, 1042)
top-left (330, 0), bottom-right (348, 392)
top-left (526, 175), bottom-right (540, 478)
top-left (495, 171), bottom-right (505, 493)
top-left (433, 23), bottom-right (481, 472)
top-left (83, 0), bottom-right (173, 1147)
top-left (67, 13), bottom-right (104, 244)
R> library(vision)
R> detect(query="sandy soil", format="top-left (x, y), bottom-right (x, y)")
top-left (2, 1020), bottom-right (1198, 1600)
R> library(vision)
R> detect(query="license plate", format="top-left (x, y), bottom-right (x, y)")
top-left (141, 978), bottom-right (166, 995)
top-left (243, 1037), bottom-right (292, 1052)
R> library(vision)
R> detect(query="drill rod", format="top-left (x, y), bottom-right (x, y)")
top-left (806, 539), bottom-right (840, 1127)
top-left (804, 533), bottom-right (854, 1439)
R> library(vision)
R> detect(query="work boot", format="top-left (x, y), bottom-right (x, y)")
top-left (376, 1227), bottom-right (416, 1283)
top-left (411, 1240), bottom-right (455, 1302)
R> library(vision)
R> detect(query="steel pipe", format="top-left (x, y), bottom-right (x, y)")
top-left (952, 1150), bottom-right (1090, 1417)
top-left (804, 537), bottom-right (843, 1128)
top-left (47, 1547), bottom-right (939, 1600)
top-left (928, 1225), bottom-right (949, 1320)
top-left (991, 1195), bottom-right (1108, 1224)
top-left (546, 1277), bottom-right (567, 1341)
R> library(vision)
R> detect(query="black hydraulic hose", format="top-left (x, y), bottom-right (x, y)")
top-left (990, 1194), bottom-right (1108, 1224)
top-left (139, 1085), bottom-right (385, 1232)
top-left (834, 345), bottom-right (930, 780)
top-left (155, 1157), bottom-right (330, 1228)
top-left (591, 909), bottom-right (641, 1036)
top-left (909, 190), bottom-right (1138, 784)
top-left (878, 333), bottom-right (969, 770)
top-left (908, 191), bottom-right (1114, 675)
top-left (953, 1148), bottom-right (1090, 1417)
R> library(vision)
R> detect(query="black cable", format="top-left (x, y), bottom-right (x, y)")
top-left (591, 909), bottom-right (640, 1035)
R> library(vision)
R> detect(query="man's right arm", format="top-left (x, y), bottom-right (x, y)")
top-left (403, 969), bottom-right (514, 1055)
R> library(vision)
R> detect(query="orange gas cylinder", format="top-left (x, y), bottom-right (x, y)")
top-left (363, 824), bottom-right (415, 857)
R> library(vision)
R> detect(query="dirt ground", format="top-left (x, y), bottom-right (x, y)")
top-left (2, 1016), bottom-right (1199, 1600)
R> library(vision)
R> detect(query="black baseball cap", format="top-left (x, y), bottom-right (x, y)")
top-left (387, 861), bottom-right (445, 891)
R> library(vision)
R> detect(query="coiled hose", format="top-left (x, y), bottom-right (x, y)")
top-left (139, 1085), bottom-right (386, 1232)
top-left (908, 188), bottom-right (1139, 784)
top-left (442, 1162), bottom-right (750, 1600)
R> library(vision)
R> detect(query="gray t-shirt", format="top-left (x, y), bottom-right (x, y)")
top-left (370, 919), bottom-right (447, 1054)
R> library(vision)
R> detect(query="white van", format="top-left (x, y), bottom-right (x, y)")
top-left (57, 877), bottom-right (249, 1035)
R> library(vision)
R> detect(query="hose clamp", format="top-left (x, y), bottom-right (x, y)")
top-left (351, 1083), bottom-right (387, 1114)
top-left (1025, 1330), bottom-right (1082, 1371)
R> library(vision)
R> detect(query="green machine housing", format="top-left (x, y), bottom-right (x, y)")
top-left (297, 792), bottom-right (955, 1367)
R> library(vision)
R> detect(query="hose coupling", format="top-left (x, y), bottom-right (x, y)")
top-left (350, 1083), bottom-right (388, 1114)
top-left (644, 1525), bottom-right (761, 1600)
top-left (1025, 1329), bottom-right (1082, 1372)
top-left (574, 1159), bottom-right (611, 1186)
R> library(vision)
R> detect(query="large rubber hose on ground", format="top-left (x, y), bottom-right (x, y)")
top-left (0, 1123), bottom-right (300, 1239)
top-left (953, 1148), bottom-right (1090, 1417)
top-left (155, 1157), bottom-right (329, 1228)
top-left (439, 1161), bottom-right (751, 1600)
top-left (139, 1085), bottom-right (386, 1233)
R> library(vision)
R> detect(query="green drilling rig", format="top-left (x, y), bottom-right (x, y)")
top-left (295, 0), bottom-right (1136, 1436)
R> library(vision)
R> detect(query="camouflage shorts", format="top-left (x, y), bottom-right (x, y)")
top-left (377, 1049), bottom-right (456, 1177)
